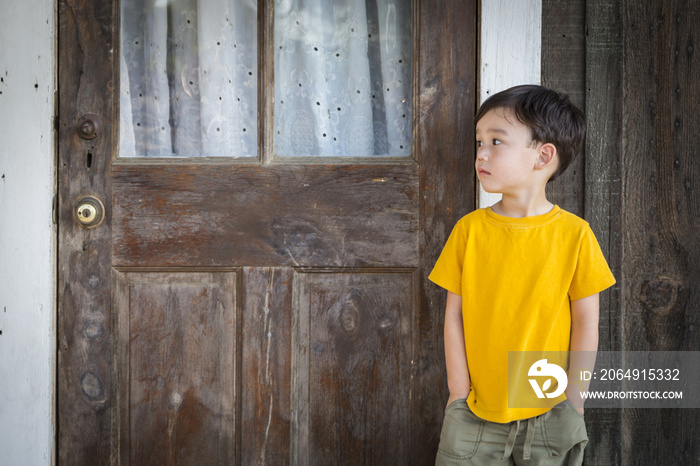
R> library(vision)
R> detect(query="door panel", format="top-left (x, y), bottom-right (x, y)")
top-left (112, 164), bottom-right (418, 267)
top-left (113, 271), bottom-right (237, 464)
top-left (58, 1), bottom-right (477, 464)
top-left (293, 271), bottom-right (415, 465)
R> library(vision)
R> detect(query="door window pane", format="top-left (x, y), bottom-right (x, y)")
top-left (120, 0), bottom-right (257, 157)
top-left (274, 0), bottom-right (413, 157)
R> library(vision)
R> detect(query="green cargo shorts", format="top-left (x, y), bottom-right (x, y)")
top-left (436, 399), bottom-right (588, 465)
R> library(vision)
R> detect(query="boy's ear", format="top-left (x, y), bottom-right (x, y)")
top-left (535, 143), bottom-right (558, 171)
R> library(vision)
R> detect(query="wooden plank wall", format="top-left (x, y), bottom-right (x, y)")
top-left (621, 1), bottom-right (699, 464)
top-left (542, 1), bottom-right (623, 465)
top-left (417, 1), bottom-right (477, 463)
top-left (583, 1), bottom-right (624, 465)
top-left (542, 0), bottom-right (586, 216)
top-left (542, 1), bottom-right (699, 464)
top-left (0, 1), bottom-right (56, 464)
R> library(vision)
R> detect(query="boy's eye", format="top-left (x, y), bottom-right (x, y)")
top-left (493, 139), bottom-right (502, 145)
top-left (476, 140), bottom-right (482, 148)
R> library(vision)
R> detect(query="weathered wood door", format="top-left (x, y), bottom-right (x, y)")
top-left (57, 1), bottom-right (476, 464)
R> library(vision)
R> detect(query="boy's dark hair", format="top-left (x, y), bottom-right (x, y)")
top-left (475, 84), bottom-right (586, 182)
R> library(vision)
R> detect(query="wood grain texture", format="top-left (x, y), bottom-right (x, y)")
top-left (583, 1), bottom-right (624, 464)
top-left (293, 271), bottom-right (415, 466)
top-left (416, 0), bottom-right (477, 463)
top-left (58, 1), bottom-right (480, 463)
top-left (479, 0), bottom-right (542, 100)
top-left (112, 164), bottom-right (419, 268)
top-left (621, 1), bottom-right (700, 464)
top-left (112, 271), bottom-right (237, 465)
top-left (478, 0), bottom-right (541, 209)
top-left (241, 268), bottom-right (293, 465)
top-left (57, 0), bottom-right (115, 464)
top-left (542, 0), bottom-right (586, 214)
top-left (259, 0), bottom-right (274, 164)
top-left (0, 1), bottom-right (56, 462)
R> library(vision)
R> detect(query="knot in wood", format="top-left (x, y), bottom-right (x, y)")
top-left (340, 305), bottom-right (359, 332)
top-left (169, 391), bottom-right (183, 408)
top-left (81, 371), bottom-right (104, 399)
top-left (640, 278), bottom-right (679, 315)
top-left (84, 319), bottom-right (102, 339)
top-left (378, 316), bottom-right (394, 331)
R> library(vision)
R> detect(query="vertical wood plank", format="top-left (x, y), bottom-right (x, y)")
top-left (57, 1), bottom-right (115, 464)
top-left (259, 0), bottom-right (273, 164)
top-left (584, 1), bottom-right (624, 464)
top-left (0, 1), bottom-right (56, 463)
top-left (479, 0), bottom-right (542, 100)
top-left (478, 0), bottom-right (542, 208)
top-left (621, 1), bottom-right (700, 464)
top-left (241, 268), bottom-right (293, 465)
top-left (542, 0), bottom-right (586, 214)
top-left (417, 0), bottom-right (477, 463)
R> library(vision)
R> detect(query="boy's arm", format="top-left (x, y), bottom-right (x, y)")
top-left (444, 291), bottom-right (470, 408)
top-left (566, 292), bottom-right (600, 416)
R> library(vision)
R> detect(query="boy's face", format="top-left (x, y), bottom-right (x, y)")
top-left (475, 108), bottom-right (549, 195)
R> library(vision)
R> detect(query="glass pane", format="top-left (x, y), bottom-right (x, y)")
top-left (274, 0), bottom-right (413, 157)
top-left (120, 0), bottom-right (257, 158)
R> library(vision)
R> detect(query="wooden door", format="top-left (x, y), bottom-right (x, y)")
top-left (57, 1), bottom-right (476, 464)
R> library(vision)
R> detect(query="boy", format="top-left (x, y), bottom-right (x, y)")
top-left (429, 85), bottom-right (616, 465)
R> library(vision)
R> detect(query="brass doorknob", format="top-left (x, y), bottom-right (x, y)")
top-left (74, 196), bottom-right (105, 228)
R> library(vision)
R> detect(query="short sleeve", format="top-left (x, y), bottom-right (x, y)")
top-left (428, 220), bottom-right (467, 296)
top-left (568, 226), bottom-right (616, 300)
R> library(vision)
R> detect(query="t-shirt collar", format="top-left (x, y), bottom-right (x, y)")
top-left (484, 204), bottom-right (562, 227)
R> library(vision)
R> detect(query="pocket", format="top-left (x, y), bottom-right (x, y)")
top-left (564, 398), bottom-right (585, 418)
top-left (542, 400), bottom-right (588, 459)
top-left (437, 400), bottom-right (484, 460)
top-left (446, 397), bottom-right (468, 411)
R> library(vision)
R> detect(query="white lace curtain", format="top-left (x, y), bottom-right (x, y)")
top-left (120, 0), bottom-right (412, 158)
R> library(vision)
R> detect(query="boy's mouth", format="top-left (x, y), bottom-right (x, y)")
top-left (477, 168), bottom-right (490, 176)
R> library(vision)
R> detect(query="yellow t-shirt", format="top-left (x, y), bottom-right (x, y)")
top-left (429, 205), bottom-right (616, 423)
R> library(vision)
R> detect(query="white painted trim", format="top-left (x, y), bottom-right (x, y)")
top-left (478, 0), bottom-right (542, 208)
top-left (0, 0), bottom-right (56, 464)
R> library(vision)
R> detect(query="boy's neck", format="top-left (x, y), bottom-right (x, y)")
top-left (490, 192), bottom-right (554, 218)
